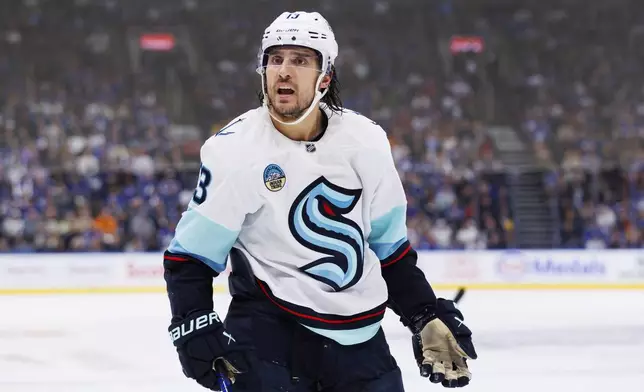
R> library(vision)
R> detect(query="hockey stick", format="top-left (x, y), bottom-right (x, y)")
top-left (453, 287), bottom-right (466, 304)
top-left (214, 359), bottom-right (232, 392)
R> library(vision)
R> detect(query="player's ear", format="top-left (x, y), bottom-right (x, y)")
top-left (319, 73), bottom-right (332, 90)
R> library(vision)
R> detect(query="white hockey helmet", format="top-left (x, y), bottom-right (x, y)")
top-left (258, 11), bottom-right (338, 75)
top-left (257, 11), bottom-right (339, 125)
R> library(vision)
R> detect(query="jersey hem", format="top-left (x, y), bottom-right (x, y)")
top-left (255, 278), bottom-right (387, 331)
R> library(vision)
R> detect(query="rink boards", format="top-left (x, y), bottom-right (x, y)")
top-left (0, 249), bottom-right (643, 294)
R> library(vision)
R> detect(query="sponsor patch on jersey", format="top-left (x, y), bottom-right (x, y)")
top-left (263, 164), bottom-right (286, 192)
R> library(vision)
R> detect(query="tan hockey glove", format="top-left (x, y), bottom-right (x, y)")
top-left (410, 299), bottom-right (477, 388)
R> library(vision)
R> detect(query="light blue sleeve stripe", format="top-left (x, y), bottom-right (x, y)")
top-left (167, 209), bottom-right (240, 273)
top-left (368, 206), bottom-right (408, 260)
top-left (302, 320), bottom-right (382, 346)
top-left (370, 237), bottom-right (408, 261)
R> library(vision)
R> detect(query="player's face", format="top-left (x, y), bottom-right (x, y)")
top-left (264, 47), bottom-right (328, 119)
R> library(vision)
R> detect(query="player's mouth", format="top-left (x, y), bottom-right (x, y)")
top-left (276, 87), bottom-right (296, 101)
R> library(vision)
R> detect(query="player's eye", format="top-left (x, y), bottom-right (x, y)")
top-left (293, 56), bottom-right (308, 66)
top-left (268, 56), bottom-right (283, 65)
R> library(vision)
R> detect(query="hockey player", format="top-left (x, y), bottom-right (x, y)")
top-left (164, 11), bottom-right (477, 391)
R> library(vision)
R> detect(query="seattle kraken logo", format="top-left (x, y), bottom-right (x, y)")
top-left (288, 177), bottom-right (364, 292)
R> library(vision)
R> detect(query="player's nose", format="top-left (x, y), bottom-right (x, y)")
top-left (277, 63), bottom-right (293, 79)
top-left (276, 73), bottom-right (292, 85)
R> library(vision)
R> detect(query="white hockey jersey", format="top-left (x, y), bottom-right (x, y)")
top-left (168, 105), bottom-right (411, 345)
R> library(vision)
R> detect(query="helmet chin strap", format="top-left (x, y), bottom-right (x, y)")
top-left (263, 71), bottom-right (328, 127)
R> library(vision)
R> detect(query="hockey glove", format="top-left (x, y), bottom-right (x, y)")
top-left (169, 310), bottom-right (250, 391)
top-left (410, 299), bottom-right (477, 388)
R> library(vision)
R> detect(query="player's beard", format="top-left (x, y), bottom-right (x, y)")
top-left (267, 91), bottom-right (314, 120)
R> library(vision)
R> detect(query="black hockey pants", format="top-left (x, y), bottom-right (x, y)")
top-left (223, 298), bottom-right (405, 392)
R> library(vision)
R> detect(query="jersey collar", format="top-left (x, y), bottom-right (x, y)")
top-left (263, 104), bottom-right (331, 146)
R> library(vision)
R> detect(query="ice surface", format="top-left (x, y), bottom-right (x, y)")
top-left (1, 290), bottom-right (643, 391)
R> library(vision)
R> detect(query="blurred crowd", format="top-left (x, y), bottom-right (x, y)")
top-left (486, 2), bottom-right (644, 248)
top-left (1, 0), bottom-right (642, 252)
